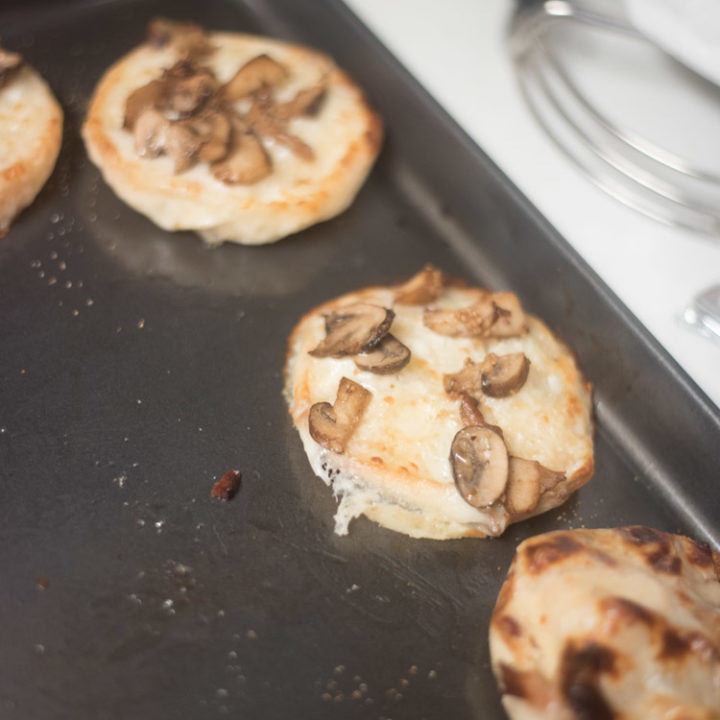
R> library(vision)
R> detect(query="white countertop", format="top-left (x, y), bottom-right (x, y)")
top-left (344, 0), bottom-right (720, 410)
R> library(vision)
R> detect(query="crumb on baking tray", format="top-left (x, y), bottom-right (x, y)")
top-left (211, 470), bottom-right (242, 500)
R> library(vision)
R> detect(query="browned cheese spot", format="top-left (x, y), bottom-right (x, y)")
top-left (648, 551), bottom-right (683, 575)
top-left (601, 597), bottom-right (719, 666)
top-left (495, 615), bottom-right (522, 640)
top-left (661, 628), bottom-right (692, 660)
top-left (524, 534), bottom-right (583, 575)
top-left (498, 665), bottom-right (556, 711)
top-left (658, 629), bottom-right (717, 664)
top-left (559, 641), bottom-right (617, 720)
top-left (600, 597), bottom-right (655, 628)
top-left (686, 539), bottom-right (714, 568)
top-left (618, 526), bottom-right (684, 575)
top-left (618, 525), bottom-right (669, 547)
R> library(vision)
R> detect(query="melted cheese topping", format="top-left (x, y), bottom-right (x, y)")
top-left (286, 285), bottom-right (594, 539)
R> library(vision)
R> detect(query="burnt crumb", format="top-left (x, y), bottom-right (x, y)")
top-left (525, 534), bottom-right (582, 575)
top-left (211, 470), bottom-right (242, 500)
top-left (35, 576), bottom-right (49, 590)
top-left (559, 641), bottom-right (617, 720)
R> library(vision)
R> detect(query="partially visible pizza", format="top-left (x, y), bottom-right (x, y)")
top-left (0, 44), bottom-right (62, 234)
top-left (490, 526), bottom-right (720, 719)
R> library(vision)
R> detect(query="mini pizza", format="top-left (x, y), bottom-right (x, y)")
top-left (284, 266), bottom-right (594, 539)
top-left (489, 527), bottom-right (720, 719)
top-left (0, 44), bottom-right (62, 235)
top-left (82, 18), bottom-right (382, 245)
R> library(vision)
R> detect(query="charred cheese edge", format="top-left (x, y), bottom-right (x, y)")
top-left (285, 284), bottom-right (594, 539)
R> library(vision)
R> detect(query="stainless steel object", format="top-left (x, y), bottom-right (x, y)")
top-left (684, 284), bottom-right (720, 343)
top-left (509, 0), bottom-right (720, 237)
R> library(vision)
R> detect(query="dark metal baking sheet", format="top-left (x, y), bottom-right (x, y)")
top-left (1, 0), bottom-right (718, 718)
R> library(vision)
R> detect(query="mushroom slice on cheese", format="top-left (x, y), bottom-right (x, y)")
top-left (309, 303), bottom-right (394, 358)
top-left (308, 377), bottom-right (372, 454)
top-left (285, 269), bottom-right (594, 539)
top-left (353, 334), bottom-right (411, 375)
top-left (394, 264), bottom-right (445, 305)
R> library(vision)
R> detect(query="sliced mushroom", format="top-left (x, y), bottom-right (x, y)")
top-left (459, 393), bottom-right (485, 427)
top-left (220, 54), bottom-right (289, 101)
top-left (123, 79), bottom-right (166, 130)
top-left (309, 303), bottom-right (394, 358)
top-left (247, 97), bottom-right (314, 161)
top-left (274, 82), bottom-right (327, 120)
top-left (133, 109), bottom-right (171, 157)
top-left (176, 109), bottom-right (233, 164)
top-left (210, 128), bottom-right (271, 185)
top-left (424, 291), bottom-right (527, 338)
top-left (394, 265), bottom-right (444, 305)
top-left (308, 377), bottom-right (372, 454)
top-left (505, 457), bottom-right (565, 516)
top-left (0, 46), bottom-right (22, 90)
top-left (164, 121), bottom-right (205, 173)
top-left (353, 334), bottom-right (411, 375)
top-left (161, 63), bottom-right (218, 119)
top-left (490, 292), bottom-right (527, 337)
top-left (444, 358), bottom-right (483, 397)
top-left (481, 352), bottom-right (530, 398)
top-left (424, 292), bottom-right (496, 337)
top-left (146, 18), bottom-right (211, 58)
top-left (450, 425), bottom-right (509, 509)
